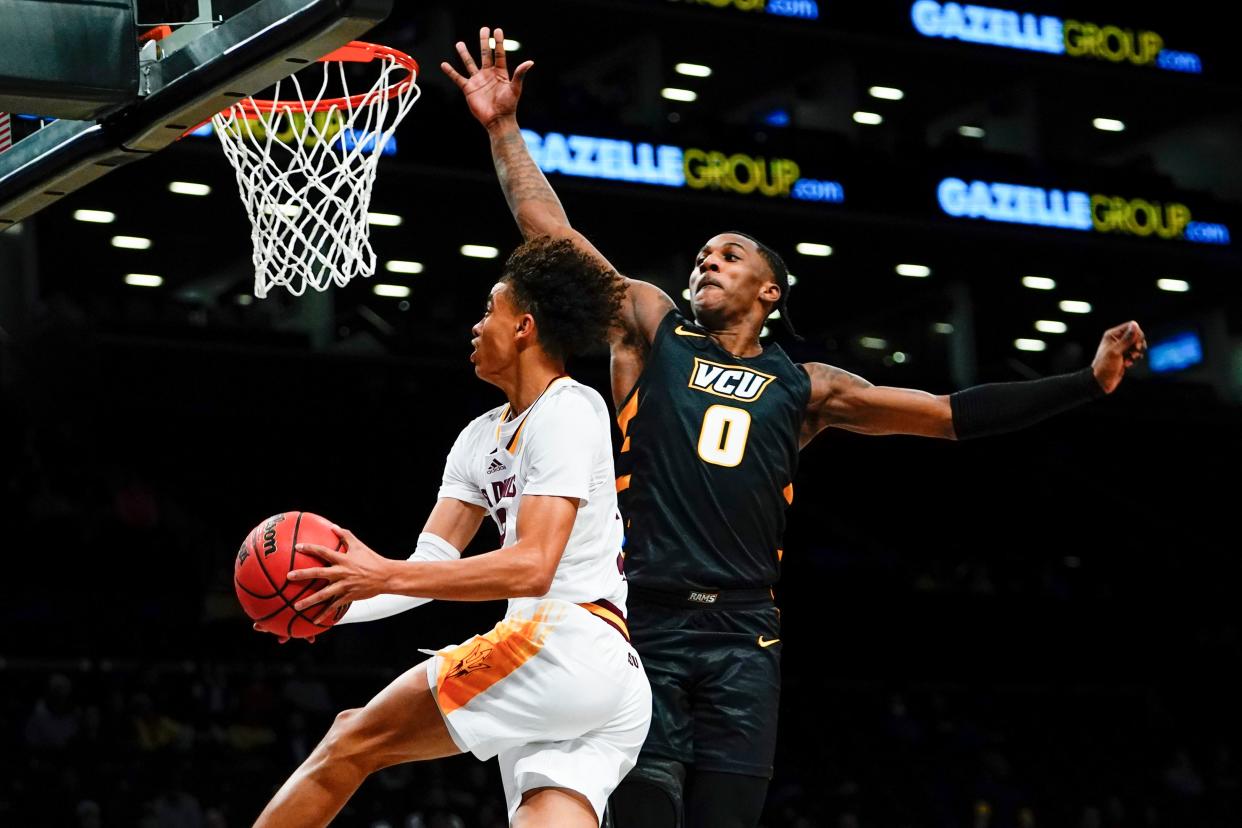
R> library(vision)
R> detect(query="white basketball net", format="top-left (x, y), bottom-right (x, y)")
top-left (212, 50), bottom-right (420, 298)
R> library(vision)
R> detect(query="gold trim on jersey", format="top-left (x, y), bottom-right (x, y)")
top-left (494, 377), bottom-right (575, 454)
top-left (783, 483), bottom-right (794, 504)
top-left (616, 389), bottom-right (639, 437)
top-left (494, 404), bottom-right (511, 442)
top-left (687, 357), bottom-right (777, 403)
top-left (616, 474), bottom-right (632, 492)
top-left (506, 418), bottom-right (527, 453)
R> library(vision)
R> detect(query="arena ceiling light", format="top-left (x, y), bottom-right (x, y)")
top-left (368, 212), bottom-right (403, 227)
top-left (1092, 117), bottom-right (1125, 132)
top-left (853, 111), bottom-right (883, 125)
top-left (682, 288), bottom-right (692, 300)
top-left (661, 87), bottom-right (698, 102)
top-left (461, 244), bottom-right (500, 259)
top-left (259, 203), bottom-right (300, 218)
top-left (760, 326), bottom-right (771, 338)
top-left (675, 63), bottom-right (712, 78)
top-left (958, 125), bottom-right (986, 138)
top-left (124, 273), bottom-right (163, 287)
top-left (787, 274), bottom-right (798, 286)
top-left (891, 351), bottom-right (908, 363)
top-left (1022, 276), bottom-right (1056, 290)
top-left (860, 336), bottom-right (888, 350)
top-left (73, 209), bottom-right (115, 223)
top-left (168, 181), bottom-right (211, 196)
top-left (112, 235), bottom-right (152, 250)
top-left (1035, 320), bottom-right (1068, 334)
top-left (769, 310), bottom-right (781, 319)
top-left (373, 284), bottom-right (411, 298)
top-left (868, 86), bottom-right (904, 100)
top-left (933, 322), bottom-right (955, 334)
top-left (1157, 278), bottom-right (1190, 292)
top-left (1059, 300), bottom-right (1092, 314)
top-left (795, 242), bottom-right (832, 257)
top-left (487, 37), bottom-right (520, 51)
top-left (896, 263), bottom-right (931, 278)
top-left (384, 260), bottom-right (423, 274)
top-left (1015, 338), bottom-right (1046, 352)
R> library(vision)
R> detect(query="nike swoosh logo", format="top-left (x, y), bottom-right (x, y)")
top-left (757, 636), bottom-right (781, 648)
top-left (675, 326), bottom-right (706, 338)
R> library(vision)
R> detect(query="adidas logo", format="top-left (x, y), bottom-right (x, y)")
top-left (486, 458), bottom-right (507, 474)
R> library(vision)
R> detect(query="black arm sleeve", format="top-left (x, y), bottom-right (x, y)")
top-left (950, 366), bottom-right (1107, 440)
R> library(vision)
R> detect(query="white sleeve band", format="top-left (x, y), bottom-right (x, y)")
top-left (410, 532), bottom-right (462, 562)
top-left (336, 532), bottom-right (461, 625)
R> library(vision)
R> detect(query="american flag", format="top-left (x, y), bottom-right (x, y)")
top-left (0, 112), bottom-right (11, 152)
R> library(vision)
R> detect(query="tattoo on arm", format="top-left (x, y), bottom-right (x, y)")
top-left (812, 364), bottom-right (873, 425)
top-left (491, 129), bottom-right (568, 235)
top-left (803, 362), bottom-right (954, 441)
top-left (799, 363), bottom-right (876, 444)
top-left (617, 291), bottom-right (649, 352)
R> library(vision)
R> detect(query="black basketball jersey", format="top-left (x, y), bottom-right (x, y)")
top-left (616, 310), bottom-right (812, 591)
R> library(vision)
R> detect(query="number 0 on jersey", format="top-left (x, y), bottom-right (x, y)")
top-left (697, 404), bottom-right (752, 467)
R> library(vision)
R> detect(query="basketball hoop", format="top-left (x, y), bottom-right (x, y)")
top-left (212, 42), bottom-right (420, 298)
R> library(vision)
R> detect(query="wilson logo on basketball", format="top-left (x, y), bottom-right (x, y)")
top-left (687, 358), bottom-right (776, 402)
top-left (261, 513), bottom-right (286, 557)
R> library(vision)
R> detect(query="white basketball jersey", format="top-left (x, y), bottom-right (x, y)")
top-left (438, 377), bottom-right (627, 613)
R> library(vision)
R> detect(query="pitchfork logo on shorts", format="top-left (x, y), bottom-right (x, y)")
top-left (687, 357), bottom-right (777, 402)
top-left (447, 641), bottom-right (493, 678)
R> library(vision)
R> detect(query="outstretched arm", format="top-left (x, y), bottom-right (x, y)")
top-left (801, 321), bottom-right (1147, 446)
top-left (441, 27), bottom-right (673, 361)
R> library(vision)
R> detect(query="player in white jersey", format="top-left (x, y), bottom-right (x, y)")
top-left (252, 236), bottom-right (650, 828)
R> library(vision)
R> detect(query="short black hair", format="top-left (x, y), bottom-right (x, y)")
top-left (725, 231), bottom-right (801, 340)
top-left (501, 236), bottom-right (627, 361)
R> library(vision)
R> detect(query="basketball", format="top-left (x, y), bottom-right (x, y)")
top-left (234, 511), bottom-right (351, 639)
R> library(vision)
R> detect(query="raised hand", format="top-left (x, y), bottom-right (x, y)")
top-left (441, 26), bottom-right (534, 130)
top-left (1091, 320), bottom-right (1148, 394)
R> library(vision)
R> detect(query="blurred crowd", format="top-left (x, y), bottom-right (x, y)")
top-left (6, 658), bottom-right (1240, 827)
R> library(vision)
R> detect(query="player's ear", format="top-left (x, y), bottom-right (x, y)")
top-left (515, 313), bottom-right (536, 342)
top-left (759, 280), bottom-right (781, 304)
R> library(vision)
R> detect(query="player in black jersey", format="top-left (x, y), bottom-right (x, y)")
top-left (445, 30), bottom-right (1148, 828)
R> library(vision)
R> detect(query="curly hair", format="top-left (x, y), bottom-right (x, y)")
top-left (501, 236), bottom-right (627, 361)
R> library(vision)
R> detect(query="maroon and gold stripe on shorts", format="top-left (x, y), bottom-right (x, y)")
top-left (579, 599), bottom-right (630, 641)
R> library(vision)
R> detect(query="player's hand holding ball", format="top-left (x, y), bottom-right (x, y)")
top-left (288, 526), bottom-right (393, 620)
top-left (234, 511), bottom-right (352, 644)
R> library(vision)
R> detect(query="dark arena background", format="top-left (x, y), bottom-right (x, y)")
top-left (2, 1), bottom-right (1240, 826)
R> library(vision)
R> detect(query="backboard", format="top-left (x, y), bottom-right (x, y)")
top-left (0, 0), bottom-right (394, 227)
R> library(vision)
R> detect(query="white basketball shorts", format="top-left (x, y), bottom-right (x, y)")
top-left (425, 597), bottom-right (652, 824)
